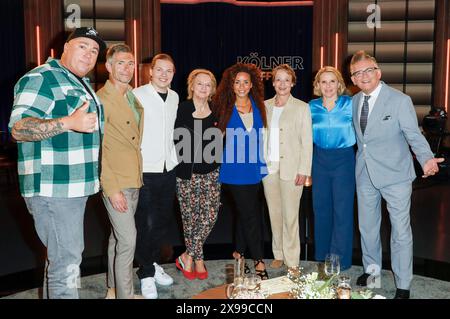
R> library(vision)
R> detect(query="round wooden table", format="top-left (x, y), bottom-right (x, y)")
top-left (192, 284), bottom-right (291, 299)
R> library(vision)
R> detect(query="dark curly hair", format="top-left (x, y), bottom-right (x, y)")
top-left (212, 63), bottom-right (267, 132)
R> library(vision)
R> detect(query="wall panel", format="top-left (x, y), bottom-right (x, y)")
top-left (347, 0), bottom-right (436, 122)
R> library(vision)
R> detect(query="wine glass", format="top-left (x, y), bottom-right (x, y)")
top-left (234, 256), bottom-right (245, 284)
top-left (324, 253), bottom-right (340, 279)
top-left (244, 274), bottom-right (261, 292)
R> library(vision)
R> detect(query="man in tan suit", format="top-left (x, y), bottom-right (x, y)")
top-left (263, 65), bottom-right (313, 270)
top-left (97, 44), bottom-right (144, 299)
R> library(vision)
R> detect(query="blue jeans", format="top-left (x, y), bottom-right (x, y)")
top-left (24, 196), bottom-right (88, 299)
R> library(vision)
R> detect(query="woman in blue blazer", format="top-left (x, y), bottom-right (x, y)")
top-left (212, 63), bottom-right (269, 280)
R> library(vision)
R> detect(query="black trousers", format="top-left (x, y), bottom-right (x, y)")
top-left (135, 169), bottom-right (176, 279)
top-left (224, 183), bottom-right (264, 260)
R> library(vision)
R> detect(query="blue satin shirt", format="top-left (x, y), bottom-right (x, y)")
top-left (219, 97), bottom-right (267, 185)
top-left (309, 95), bottom-right (356, 149)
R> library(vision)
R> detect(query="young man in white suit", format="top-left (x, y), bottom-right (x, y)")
top-left (350, 50), bottom-right (443, 299)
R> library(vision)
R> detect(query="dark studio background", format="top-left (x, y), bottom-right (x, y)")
top-left (161, 2), bottom-right (313, 102)
top-left (0, 0), bottom-right (25, 137)
top-left (0, 0), bottom-right (315, 296)
top-left (1, 0), bottom-right (449, 297)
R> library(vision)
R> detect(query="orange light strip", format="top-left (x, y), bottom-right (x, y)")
top-left (36, 26), bottom-right (41, 66)
top-left (160, 0), bottom-right (313, 6)
top-left (445, 38), bottom-right (450, 112)
top-left (320, 46), bottom-right (324, 69)
top-left (334, 33), bottom-right (339, 69)
top-left (50, 49), bottom-right (55, 58)
top-left (133, 19), bottom-right (138, 88)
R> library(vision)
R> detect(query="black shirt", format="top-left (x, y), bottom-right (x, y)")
top-left (174, 100), bottom-right (222, 179)
top-left (158, 91), bottom-right (168, 102)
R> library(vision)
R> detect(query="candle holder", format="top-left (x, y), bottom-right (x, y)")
top-left (337, 275), bottom-right (352, 299)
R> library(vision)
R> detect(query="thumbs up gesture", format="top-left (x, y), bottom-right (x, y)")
top-left (63, 101), bottom-right (97, 133)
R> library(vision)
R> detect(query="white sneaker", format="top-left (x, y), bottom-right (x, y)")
top-left (153, 262), bottom-right (174, 286)
top-left (141, 277), bottom-right (157, 299)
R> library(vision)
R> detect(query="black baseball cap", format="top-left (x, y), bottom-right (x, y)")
top-left (66, 27), bottom-right (107, 52)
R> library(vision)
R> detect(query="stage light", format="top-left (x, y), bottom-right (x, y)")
top-left (134, 19), bottom-right (138, 88)
top-left (335, 33), bottom-right (339, 69)
top-left (36, 26), bottom-right (41, 66)
top-left (320, 46), bottom-right (324, 69)
top-left (159, 1), bottom-right (314, 6)
top-left (445, 38), bottom-right (449, 112)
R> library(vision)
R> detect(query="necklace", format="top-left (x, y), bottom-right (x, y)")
top-left (323, 98), bottom-right (336, 111)
top-left (274, 95), bottom-right (288, 107)
top-left (236, 99), bottom-right (251, 114)
top-left (194, 101), bottom-right (208, 113)
top-left (193, 100), bottom-right (211, 119)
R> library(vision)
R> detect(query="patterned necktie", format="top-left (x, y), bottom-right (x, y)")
top-left (360, 95), bottom-right (371, 135)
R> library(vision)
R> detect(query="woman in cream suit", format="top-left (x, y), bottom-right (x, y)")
top-left (263, 64), bottom-right (313, 271)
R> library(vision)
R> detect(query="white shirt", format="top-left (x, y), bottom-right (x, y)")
top-left (133, 83), bottom-right (179, 173)
top-left (268, 106), bottom-right (284, 174)
top-left (358, 82), bottom-right (383, 121)
top-left (239, 112), bottom-right (253, 131)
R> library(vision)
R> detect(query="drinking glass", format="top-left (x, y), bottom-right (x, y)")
top-left (234, 256), bottom-right (245, 284)
top-left (324, 253), bottom-right (340, 278)
top-left (244, 274), bottom-right (261, 292)
top-left (226, 257), bottom-right (247, 299)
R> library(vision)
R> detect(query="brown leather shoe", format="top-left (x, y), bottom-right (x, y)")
top-left (270, 259), bottom-right (284, 269)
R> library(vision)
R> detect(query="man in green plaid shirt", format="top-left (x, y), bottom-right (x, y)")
top-left (8, 27), bottom-right (106, 299)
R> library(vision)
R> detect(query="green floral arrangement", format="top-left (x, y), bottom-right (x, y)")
top-left (289, 271), bottom-right (336, 299)
top-left (287, 267), bottom-right (385, 299)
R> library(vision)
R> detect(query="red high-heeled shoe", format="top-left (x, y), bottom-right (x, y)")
top-left (175, 256), bottom-right (196, 280)
top-left (196, 265), bottom-right (208, 280)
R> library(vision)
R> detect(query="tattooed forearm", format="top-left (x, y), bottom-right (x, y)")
top-left (12, 117), bottom-right (67, 141)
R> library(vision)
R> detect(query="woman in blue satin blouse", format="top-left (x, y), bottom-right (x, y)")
top-left (309, 66), bottom-right (356, 270)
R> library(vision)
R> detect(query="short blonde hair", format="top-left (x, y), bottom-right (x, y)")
top-left (350, 50), bottom-right (378, 73)
top-left (150, 53), bottom-right (176, 73)
top-left (271, 64), bottom-right (296, 85)
top-left (313, 66), bottom-right (346, 96)
top-left (187, 69), bottom-right (217, 100)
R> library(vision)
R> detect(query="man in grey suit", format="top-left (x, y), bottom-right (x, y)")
top-left (350, 51), bottom-right (444, 299)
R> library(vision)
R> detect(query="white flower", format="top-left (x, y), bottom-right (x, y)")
top-left (291, 272), bottom-right (336, 299)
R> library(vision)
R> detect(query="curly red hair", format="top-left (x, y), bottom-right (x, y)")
top-left (212, 63), bottom-right (267, 132)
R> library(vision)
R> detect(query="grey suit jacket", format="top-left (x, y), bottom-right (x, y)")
top-left (352, 82), bottom-right (434, 188)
